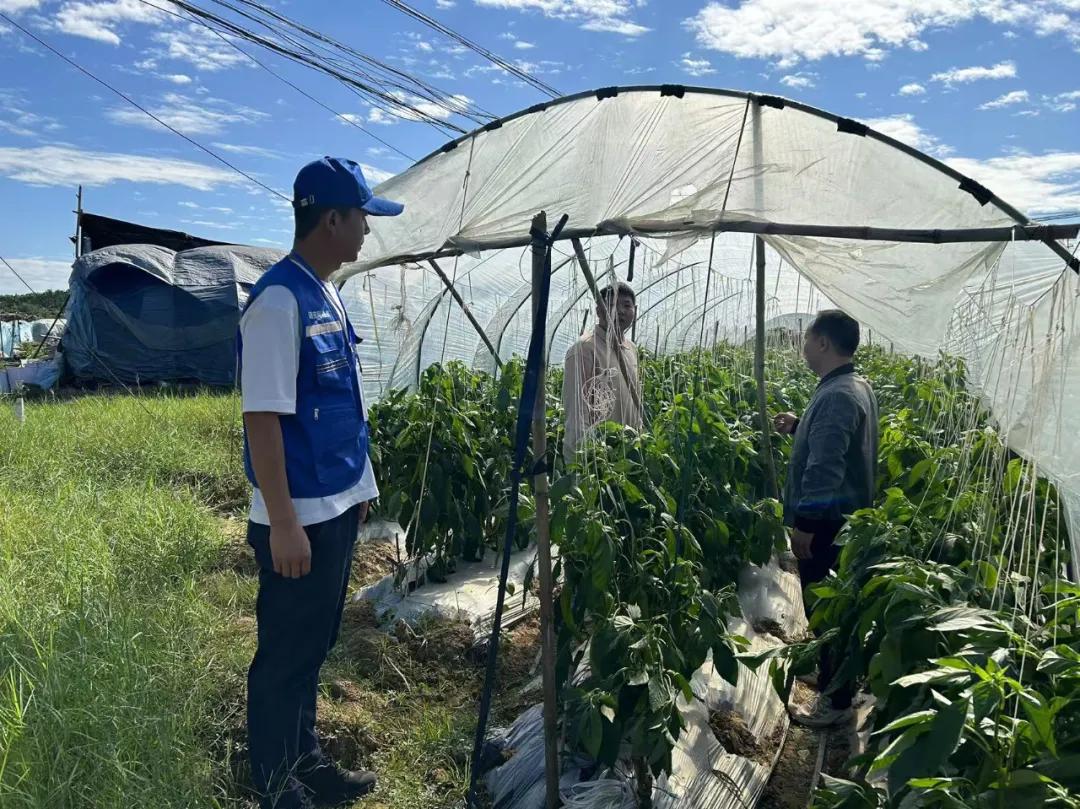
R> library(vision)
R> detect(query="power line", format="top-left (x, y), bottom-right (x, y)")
top-left (222, 0), bottom-right (499, 119)
top-left (378, 0), bottom-right (561, 99)
top-left (138, 0), bottom-right (417, 162)
top-left (0, 12), bottom-right (291, 203)
top-left (0, 254), bottom-right (37, 295)
top-left (163, 0), bottom-right (492, 134)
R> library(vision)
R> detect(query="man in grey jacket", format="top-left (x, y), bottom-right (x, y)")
top-left (774, 309), bottom-right (879, 728)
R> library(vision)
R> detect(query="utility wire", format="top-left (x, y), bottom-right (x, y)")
top-left (167, 0), bottom-right (492, 132)
top-left (138, 0), bottom-right (416, 162)
top-left (378, 0), bottom-right (560, 98)
top-left (0, 12), bottom-right (290, 202)
top-left (0, 254), bottom-right (37, 295)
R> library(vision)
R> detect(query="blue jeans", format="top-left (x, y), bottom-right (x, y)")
top-left (246, 505), bottom-right (360, 803)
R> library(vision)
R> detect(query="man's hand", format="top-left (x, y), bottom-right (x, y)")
top-left (359, 500), bottom-right (371, 524)
top-left (790, 528), bottom-right (814, 560)
top-left (773, 412), bottom-right (798, 435)
top-left (270, 519), bottom-right (311, 578)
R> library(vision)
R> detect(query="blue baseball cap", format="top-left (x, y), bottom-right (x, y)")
top-left (292, 156), bottom-right (403, 216)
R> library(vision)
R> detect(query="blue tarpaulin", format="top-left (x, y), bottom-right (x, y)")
top-left (64, 244), bottom-right (283, 386)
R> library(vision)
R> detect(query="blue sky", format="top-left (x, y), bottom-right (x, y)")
top-left (0, 0), bottom-right (1078, 293)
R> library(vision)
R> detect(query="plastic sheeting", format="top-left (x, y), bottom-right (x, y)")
top-left (64, 244), bottom-right (282, 386)
top-left (354, 542), bottom-right (540, 641)
top-left (0, 320), bottom-right (34, 357)
top-left (484, 560), bottom-right (807, 809)
top-left (330, 85), bottom-right (1078, 575)
top-left (344, 88), bottom-right (1019, 357)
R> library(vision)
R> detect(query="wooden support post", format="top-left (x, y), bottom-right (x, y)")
top-left (570, 237), bottom-right (644, 416)
top-left (530, 213), bottom-right (560, 809)
top-left (75, 185), bottom-right (84, 258)
top-left (428, 258), bottom-right (503, 368)
top-left (628, 240), bottom-right (638, 343)
top-left (755, 236), bottom-right (779, 500)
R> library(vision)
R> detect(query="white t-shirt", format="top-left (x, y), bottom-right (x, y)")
top-left (240, 265), bottom-right (378, 527)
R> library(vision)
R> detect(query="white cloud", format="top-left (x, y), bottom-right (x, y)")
top-left (979, 89), bottom-right (1029, 109)
top-left (855, 91), bottom-right (867, 98)
top-left (1048, 89), bottom-right (1080, 112)
top-left (473, 0), bottom-right (650, 37)
top-left (0, 257), bottom-right (71, 295)
top-left (931, 61), bottom-right (1017, 84)
top-left (863, 113), bottom-right (951, 157)
top-left (0, 0), bottom-right (43, 12)
top-left (107, 93), bottom-right (266, 136)
top-left (580, 17), bottom-right (650, 35)
top-left (211, 142), bottom-right (281, 159)
top-left (514, 39), bottom-right (535, 48)
top-left (685, 1), bottom-right (1080, 65)
top-left (361, 164), bottom-right (394, 185)
top-left (0, 145), bottom-right (251, 191)
top-left (947, 152), bottom-right (1080, 214)
top-left (899, 82), bottom-right (925, 95)
top-left (852, 111), bottom-right (1080, 214)
top-left (679, 53), bottom-right (715, 77)
top-left (0, 93), bottom-right (63, 138)
top-left (54, 0), bottom-right (166, 46)
top-left (780, 72), bottom-right (815, 89)
top-left (368, 91), bottom-right (473, 125)
top-left (152, 24), bottom-right (249, 72)
top-left (436, 0), bottom-right (456, 7)
top-left (178, 201), bottom-right (199, 208)
top-left (163, 73), bottom-right (192, 85)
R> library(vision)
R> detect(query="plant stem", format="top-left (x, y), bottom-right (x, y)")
top-left (633, 757), bottom-right (653, 809)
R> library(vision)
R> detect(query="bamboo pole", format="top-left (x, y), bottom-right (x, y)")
top-left (428, 258), bottom-right (503, 368)
top-left (530, 213), bottom-right (560, 809)
top-left (755, 236), bottom-right (779, 500)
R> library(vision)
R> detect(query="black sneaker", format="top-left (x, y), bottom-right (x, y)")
top-left (299, 762), bottom-right (377, 806)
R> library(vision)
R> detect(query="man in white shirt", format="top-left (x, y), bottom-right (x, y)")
top-left (561, 281), bottom-right (643, 462)
top-left (240, 157), bottom-right (402, 809)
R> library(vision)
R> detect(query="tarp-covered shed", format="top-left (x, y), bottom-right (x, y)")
top-left (64, 244), bottom-right (282, 386)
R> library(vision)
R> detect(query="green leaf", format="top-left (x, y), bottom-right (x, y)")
top-left (929, 606), bottom-right (998, 633)
top-left (712, 643), bottom-right (739, 686)
top-left (672, 672), bottom-right (695, 703)
top-left (873, 710), bottom-right (937, 736)
top-left (648, 677), bottom-right (672, 712)
top-left (1019, 694), bottom-right (1057, 758)
top-left (582, 709), bottom-right (603, 758)
top-left (893, 668), bottom-right (968, 688)
top-left (888, 697), bottom-right (968, 795)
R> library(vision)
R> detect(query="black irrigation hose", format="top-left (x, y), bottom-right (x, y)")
top-left (466, 212), bottom-right (568, 809)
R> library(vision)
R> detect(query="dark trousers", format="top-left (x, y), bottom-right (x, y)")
top-left (247, 505), bottom-right (360, 801)
top-left (797, 520), bottom-right (854, 710)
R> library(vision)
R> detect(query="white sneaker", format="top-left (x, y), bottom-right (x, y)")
top-left (788, 696), bottom-right (854, 729)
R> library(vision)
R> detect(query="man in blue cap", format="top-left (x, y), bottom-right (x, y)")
top-left (239, 157), bottom-right (402, 808)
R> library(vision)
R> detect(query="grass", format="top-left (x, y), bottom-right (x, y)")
top-left (0, 391), bottom-right (539, 809)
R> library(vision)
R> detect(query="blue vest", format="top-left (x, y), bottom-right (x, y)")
top-left (239, 255), bottom-right (369, 499)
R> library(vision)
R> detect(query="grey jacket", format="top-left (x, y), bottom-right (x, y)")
top-left (783, 365), bottom-right (879, 529)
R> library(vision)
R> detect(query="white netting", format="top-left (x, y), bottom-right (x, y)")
top-left (328, 86), bottom-right (1077, 571)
